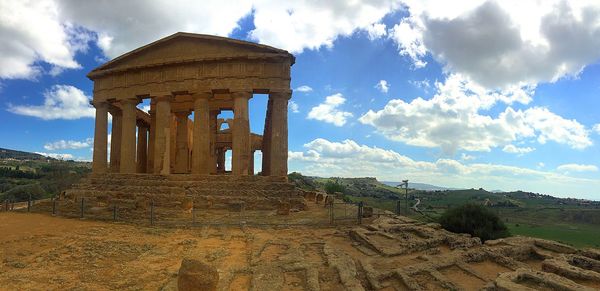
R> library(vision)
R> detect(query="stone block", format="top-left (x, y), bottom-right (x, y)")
top-left (177, 259), bottom-right (218, 291)
top-left (277, 202), bottom-right (290, 215)
top-left (227, 201), bottom-right (245, 212)
top-left (362, 206), bottom-right (373, 218)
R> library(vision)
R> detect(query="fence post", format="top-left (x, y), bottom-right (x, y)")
top-left (27, 194), bottom-right (31, 212)
top-left (357, 202), bottom-right (363, 224)
top-left (80, 197), bottom-right (84, 219)
top-left (396, 200), bottom-right (401, 215)
top-left (329, 200), bottom-right (334, 225)
top-left (52, 197), bottom-right (57, 216)
top-left (113, 204), bottom-right (117, 221)
top-left (3, 199), bottom-right (7, 211)
top-left (150, 200), bottom-right (154, 226)
top-left (11, 199), bottom-right (14, 210)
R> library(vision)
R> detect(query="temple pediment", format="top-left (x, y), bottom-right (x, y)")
top-left (88, 32), bottom-right (294, 79)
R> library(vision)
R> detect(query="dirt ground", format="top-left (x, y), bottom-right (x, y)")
top-left (2, 212), bottom-right (600, 290)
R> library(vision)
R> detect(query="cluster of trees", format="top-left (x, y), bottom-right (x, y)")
top-left (0, 161), bottom-right (90, 202)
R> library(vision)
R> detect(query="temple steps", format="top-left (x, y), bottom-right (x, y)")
top-left (57, 173), bottom-right (306, 213)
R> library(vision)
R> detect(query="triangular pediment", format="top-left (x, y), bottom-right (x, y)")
top-left (89, 32), bottom-right (293, 77)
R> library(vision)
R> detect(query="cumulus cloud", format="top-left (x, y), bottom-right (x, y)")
top-left (375, 80), bottom-right (390, 93)
top-left (0, 0), bottom-right (86, 79)
top-left (557, 163), bottom-right (598, 173)
top-left (8, 85), bottom-right (95, 120)
top-left (249, 1), bottom-right (401, 53)
top-left (288, 138), bottom-right (600, 198)
top-left (502, 144), bottom-right (535, 155)
top-left (295, 85), bottom-right (313, 93)
top-left (359, 74), bottom-right (591, 154)
top-left (393, 0), bottom-right (600, 89)
top-left (35, 152), bottom-right (74, 160)
top-left (307, 93), bottom-right (353, 126)
top-left (44, 138), bottom-right (93, 150)
top-left (289, 101), bottom-right (300, 113)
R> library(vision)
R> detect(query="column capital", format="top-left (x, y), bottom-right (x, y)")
top-left (92, 100), bottom-right (109, 109)
top-left (231, 91), bottom-right (252, 100)
top-left (269, 90), bottom-right (292, 100)
top-left (191, 91), bottom-right (213, 100)
top-left (119, 98), bottom-right (140, 106)
top-left (173, 110), bottom-right (191, 118)
top-left (152, 94), bottom-right (174, 102)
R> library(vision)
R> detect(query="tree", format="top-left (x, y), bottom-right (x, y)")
top-left (1, 183), bottom-right (46, 202)
top-left (324, 180), bottom-right (345, 194)
top-left (438, 203), bottom-right (510, 242)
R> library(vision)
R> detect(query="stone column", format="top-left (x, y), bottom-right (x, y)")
top-left (232, 91), bottom-right (251, 176)
top-left (153, 95), bottom-right (173, 174)
top-left (136, 122), bottom-right (148, 173)
top-left (174, 110), bottom-right (190, 174)
top-left (191, 92), bottom-right (212, 175)
top-left (147, 103), bottom-right (156, 172)
top-left (120, 98), bottom-right (139, 174)
top-left (248, 150), bottom-right (255, 175)
top-left (92, 101), bottom-right (109, 174)
top-left (216, 147), bottom-right (226, 173)
top-left (209, 110), bottom-right (219, 174)
top-left (261, 99), bottom-right (273, 176)
top-left (109, 108), bottom-right (122, 173)
top-left (269, 91), bottom-right (290, 177)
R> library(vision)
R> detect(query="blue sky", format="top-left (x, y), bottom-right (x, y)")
top-left (1, 0), bottom-right (600, 199)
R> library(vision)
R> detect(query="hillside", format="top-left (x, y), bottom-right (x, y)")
top-left (288, 172), bottom-right (600, 247)
top-left (0, 148), bottom-right (90, 202)
top-left (0, 148), bottom-right (53, 161)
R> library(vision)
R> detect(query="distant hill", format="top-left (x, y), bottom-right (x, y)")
top-left (381, 181), bottom-right (464, 191)
top-left (0, 148), bottom-right (53, 161)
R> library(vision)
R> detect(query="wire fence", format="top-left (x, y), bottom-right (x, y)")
top-left (1, 195), bottom-right (379, 227)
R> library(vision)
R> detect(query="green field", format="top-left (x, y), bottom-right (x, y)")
top-left (507, 223), bottom-right (600, 248)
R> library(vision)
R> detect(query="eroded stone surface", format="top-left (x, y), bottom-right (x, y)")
top-left (1, 212), bottom-right (599, 290)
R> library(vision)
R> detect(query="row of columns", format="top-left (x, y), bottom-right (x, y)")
top-left (91, 91), bottom-right (289, 176)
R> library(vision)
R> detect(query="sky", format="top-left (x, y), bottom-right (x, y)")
top-left (1, 0), bottom-right (600, 199)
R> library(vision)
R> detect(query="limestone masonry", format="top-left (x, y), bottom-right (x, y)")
top-left (68, 33), bottom-right (302, 211)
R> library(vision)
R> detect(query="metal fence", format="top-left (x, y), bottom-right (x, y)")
top-left (1, 196), bottom-right (373, 227)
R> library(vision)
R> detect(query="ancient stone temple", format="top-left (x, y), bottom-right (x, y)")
top-left (90, 32), bottom-right (292, 176)
top-left (65, 33), bottom-right (305, 212)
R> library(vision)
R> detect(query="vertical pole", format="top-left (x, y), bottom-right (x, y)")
top-left (358, 202), bottom-right (363, 224)
top-left (405, 184), bottom-right (408, 215)
top-left (80, 197), bottom-right (84, 219)
top-left (27, 193), bottom-right (31, 212)
top-left (150, 200), bottom-right (154, 226)
top-left (113, 205), bottom-right (117, 221)
top-left (52, 197), bottom-right (57, 216)
top-left (396, 200), bottom-right (401, 215)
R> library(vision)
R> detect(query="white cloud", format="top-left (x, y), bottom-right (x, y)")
top-left (366, 23), bottom-right (387, 40)
top-left (359, 74), bottom-right (591, 154)
top-left (557, 163), bottom-right (598, 173)
top-left (35, 152), bottom-right (74, 160)
top-left (307, 93), bottom-right (353, 126)
top-left (502, 144), bottom-right (535, 155)
top-left (375, 80), bottom-right (390, 93)
top-left (393, 0), bottom-right (600, 89)
top-left (44, 138), bottom-right (93, 150)
top-left (0, 0), bottom-right (87, 79)
top-left (295, 85), bottom-right (313, 93)
top-left (288, 138), bottom-right (600, 199)
top-left (8, 85), bottom-right (95, 120)
top-left (249, 1), bottom-right (401, 53)
top-left (289, 101), bottom-right (299, 113)
top-left (461, 153), bottom-right (476, 161)
top-left (593, 124), bottom-right (600, 134)
top-left (408, 79), bottom-right (430, 91)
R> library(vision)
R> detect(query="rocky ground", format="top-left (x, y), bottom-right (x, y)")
top-left (1, 208), bottom-right (600, 290)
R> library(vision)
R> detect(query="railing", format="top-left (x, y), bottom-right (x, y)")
top-left (1, 195), bottom-right (375, 227)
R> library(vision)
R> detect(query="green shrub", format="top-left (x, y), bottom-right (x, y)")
top-left (0, 183), bottom-right (46, 202)
top-left (324, 180), bottom-right (345, 194)
top-left (439, 203), bottom-right (510, 242)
